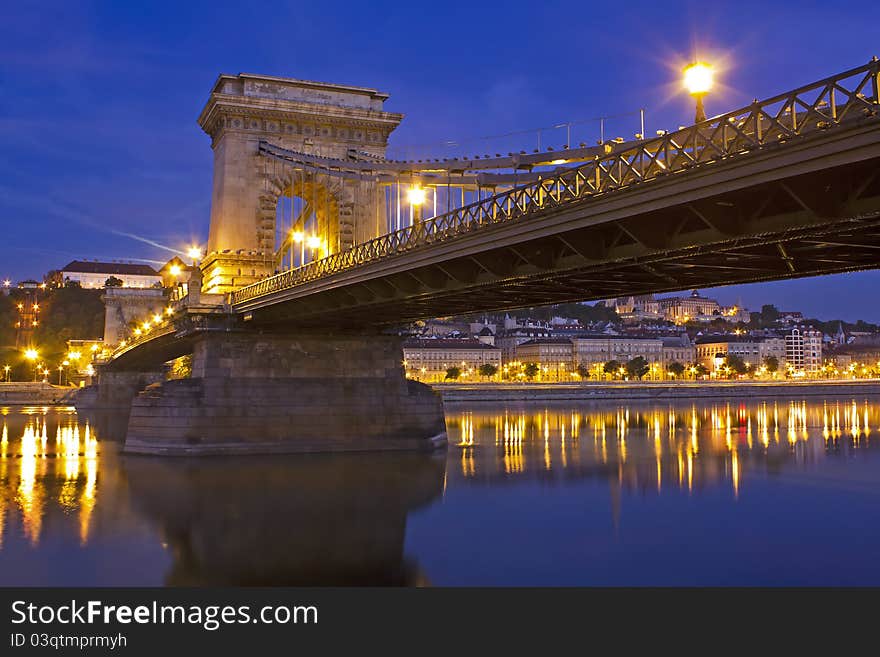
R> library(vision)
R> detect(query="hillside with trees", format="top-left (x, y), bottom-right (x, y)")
top-left (0, 284), bottom-right (104, 379)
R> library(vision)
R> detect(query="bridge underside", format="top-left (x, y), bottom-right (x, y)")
top-left (240, 155), bottom-right (880, 327)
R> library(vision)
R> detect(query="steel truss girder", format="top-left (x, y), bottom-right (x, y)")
top-left (233, 58), bottom-right (880, 310)
top-left (249, 172), bottom-right (880, 327)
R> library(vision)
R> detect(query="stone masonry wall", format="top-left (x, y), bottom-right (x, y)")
top-left (125, 332), bottom-right (447, 455)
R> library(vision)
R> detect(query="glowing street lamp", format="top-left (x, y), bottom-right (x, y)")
top-left (407, 185), bottom-right (426, 223)
top-left (683, 62), bottom-right (714, 123)
top-left (407, 185), bottom-right (426, 206)
top-left (3, 364), bottom-right (10, 382)
top-left (306, 235), bottom-right (323, 261)
top-left (683, 61), bottom-right (713, 124)
top-left (187, 246), bottom-right (202, 267)
top-left (169, 264), bottom-right (182, 278)
top-left (24, 348), bottom-right (39, 362)
top-left (292, 230), bottom-right (305, 266)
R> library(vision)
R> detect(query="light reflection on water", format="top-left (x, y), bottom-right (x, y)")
top-left (1, 397), bottom-right (879, 586)
top-left (1, 408), bottom-right (99, 550)
top-left (446, 399), bottom-right (876, 499)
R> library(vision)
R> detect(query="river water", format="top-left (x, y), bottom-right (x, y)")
top-left (1, 396), bottom-right (879, 586)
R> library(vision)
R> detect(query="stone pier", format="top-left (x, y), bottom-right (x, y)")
top-left (76, 369), bottom-right (166, 411)
top-left (124, 331), bottom-right (447, 455)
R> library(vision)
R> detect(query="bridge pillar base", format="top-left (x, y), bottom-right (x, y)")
top-left (123, 332), bottom-right (447, 455)
top-left (75, 369), bottom-right (166, 412)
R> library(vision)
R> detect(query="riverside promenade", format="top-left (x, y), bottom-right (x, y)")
top-left (0, 382), bottom-right (77, 406)
top-left (435, 380), bottom-right (880, 403)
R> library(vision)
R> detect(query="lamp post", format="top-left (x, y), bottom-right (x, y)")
top-left (292, 230), bottom-right (304, 267)
top-left (306, 235), bottom-right (322, 262)
top-left (683, 62), bottom-right (714, 123)
top-left (407, 185), bottom-right (426, 224)
top-left (24, 348), bottom-right (39, 381)
top-left (3, 364), bottom-right (10, 382)
top-left (187, 246), bottom-right (202, 268)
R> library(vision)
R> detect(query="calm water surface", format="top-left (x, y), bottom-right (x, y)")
top-left (1, 397), bottom-right (879, 586)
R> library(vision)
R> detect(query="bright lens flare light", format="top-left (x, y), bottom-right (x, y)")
top-left (24, 349), bottom-right (39, 361)
top-left (406, 185), bottom-right (427, 206)
top-left (169, 264), bottom-right (182, 277)
top-left (306, 236), bottom-right (322, 250)
top-left (292, 231), bottom-right (304, 243)
top-left (187, 246), bottom-right (202, 260)
top-left (683, 62), bottom-right (713, 95)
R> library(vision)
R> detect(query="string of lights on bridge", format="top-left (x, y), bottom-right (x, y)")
top-left (29, 55), bottom-right (880, 373)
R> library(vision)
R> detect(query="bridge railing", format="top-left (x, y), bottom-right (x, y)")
top-left (232, 58), bottom-right (880, 306)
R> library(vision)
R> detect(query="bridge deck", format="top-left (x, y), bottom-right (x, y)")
top-left (229, 60), bottom-right (880, 327)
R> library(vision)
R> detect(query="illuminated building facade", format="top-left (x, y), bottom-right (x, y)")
top-left (403, 339), bottom-right (501, 381)
top-left (785, 327), bottom-right (823, 373)
top-left (514, 339), bottom-right (574, 380)
top-left (572, 335), bottom-right (663, 368)
top-left (695, 337), bottom-right (762, 371)
top-left (61, 261), bottom-right (162, 289)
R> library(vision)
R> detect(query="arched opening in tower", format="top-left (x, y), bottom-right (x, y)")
top-left (273, 175), bottom-right (339, 271)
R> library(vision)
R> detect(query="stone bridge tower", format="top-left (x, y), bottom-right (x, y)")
top-left (197, 73), bottom-right (403, 294)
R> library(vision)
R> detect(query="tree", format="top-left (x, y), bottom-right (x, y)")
top-left (104, 276), bottom-right (123, 288)
top-left (523, 362), bottom-right (540, 380)
top-left (760, 304), bottom-right (780, 325)
top-left (692, 363), bottom-right (710, 378)
top-left (576, 363), bottom-right (590, 379)
top-left (478, 363), bottom-right (498, 380)
top-left (32, 287), bottom-right (105, 360)
top-left (625, 356), bottom-right (650, 380)
top-left (603, 360), bottom-right (622, 378)
top-left (667, 361), bottom-right (686, 378)
top-left (726, 354), bottom-right (749, 376)
top-left (43, 270), bottom-right (63, 287)
top-left (763, 356), bottom-right (779, 373)
top-left (521, 301), bottom-right (619, 324)
top-left (444, 366), bottom-right (461, 381)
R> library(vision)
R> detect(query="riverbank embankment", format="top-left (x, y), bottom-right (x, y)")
top-left (435, 380), bottom-right (880, 403)
top-left (0, 382), bottom-right (77, 406)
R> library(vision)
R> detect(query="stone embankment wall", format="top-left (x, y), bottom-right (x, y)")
top-left (436, 381), bottom-right (880, 403)
top-left (0, 382), bottom-right (77, 405)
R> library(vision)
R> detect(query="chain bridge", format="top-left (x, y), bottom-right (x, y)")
top-left (86, 59), bottom-right (880, 456)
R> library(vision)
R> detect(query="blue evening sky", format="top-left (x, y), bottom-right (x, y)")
top-left (1, 1), bottom-right (878, 320)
